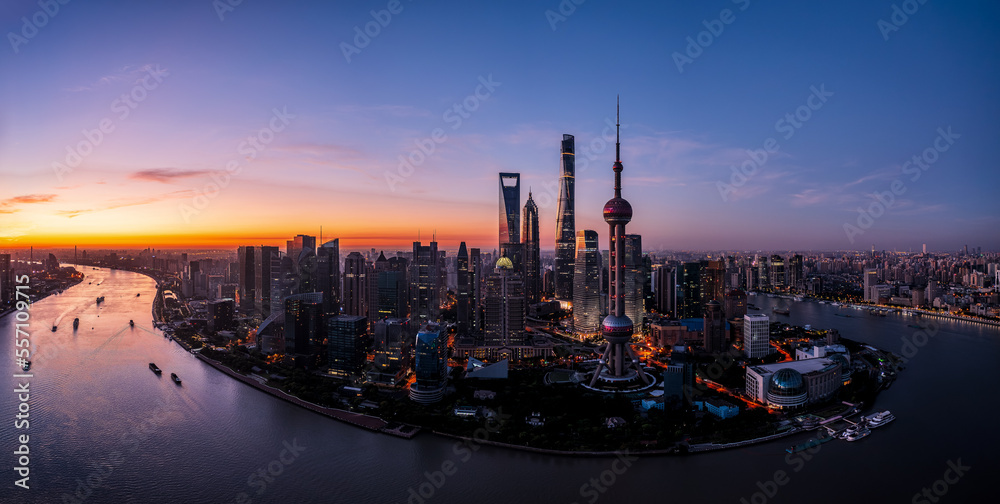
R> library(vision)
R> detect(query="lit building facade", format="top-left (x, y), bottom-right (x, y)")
top-left (743, 313), bottom-right (771, 358)
top-left (573, 230), bottom-right (601, 336)
top-left (410, 322), bottom-right (447, 403)
top-left (554, 134), bottom-right (576, 301)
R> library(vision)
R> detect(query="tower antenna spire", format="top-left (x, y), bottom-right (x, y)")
top-left (615, 95), bottom-right (620, 162)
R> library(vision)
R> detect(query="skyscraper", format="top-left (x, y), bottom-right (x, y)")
top-left (0, 253), bottom-right (12, 307)
top-left (555, 134), bottom-right (576, 300)
top-left (376, 256), bottom-right (409, 319)
top-left (522, 192), bottom-right (541, 305)
top-left (654, 264), bottom-right (676, 317)
top-left (343, 252), bottom-right (368, 317)
top-left (284, 292), bottom-right (324, 357)
top-left (484, 256), bottom-right (526, 348)
top-left (254, 246), bottom-right (279, 319)
top-left (788, 254), bottom-right (803, 290)
top-left (573, 230), bottom-right (601, 336)
top-left (499, 172), bottom-right (522, 271)
top-left (743, 313), bottom-right (771, 358)
top-left (327, 314), bottom-right (368, 379)
top-left (287, 234), bottom-right (317, 294)
top-left (237, 246), bottom-right (256, 315)
top-left (410, 241), bottom-right (440, 324)
top-left (703, 300), bottom-right (725, 353)
top-left (622, 234), bottom-right (645, 332)
top-left (470, 247), bottom-right (482, 332)
top-left (369, 318), bottom-right (411, 385)
top-left (590, 100), bottom-right (651, 387)
top-left (456, 242), bottom-right (470, 334)
top-left (770, 254), bottom-right (785, 289)
top-left (410, 322), bottom-right (447, 404)
top-left (864, 268), bottom-right (879, 302)
top-left (316, 239), bottom-right (341, 316)
top-left (678, 261), bottom-right (704, 319)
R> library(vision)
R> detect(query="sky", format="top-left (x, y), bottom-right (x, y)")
top-left (1, 0), bottom-right (998, 253)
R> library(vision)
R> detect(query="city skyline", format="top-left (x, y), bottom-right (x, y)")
top-left (2, 1), bottom-right (998, 251)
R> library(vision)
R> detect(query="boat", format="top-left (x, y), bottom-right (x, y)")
top-left (73, 318), bottom-right (80, 329)
top-left (863, 410), bottom-right (895, 428)
top-left (149, 363), bottom-right (162, 374)
top-left (773, 308), bottom-right (790, 315)
top-left (171, 373), bottom-right (181, 385)
top-left (96, 296), bottom-right (105, 304)
top-left (785, 434), bottom-right (835, 453)
top-left (844, 426), bottom-right (870, 442)
top-left (129, 320), bottom-right (134, 327)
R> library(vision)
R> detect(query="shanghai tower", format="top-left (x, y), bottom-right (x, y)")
top-left (554, 134), bottom-right (575, 300)
top-left (590, 99), bottom-right (651, 387)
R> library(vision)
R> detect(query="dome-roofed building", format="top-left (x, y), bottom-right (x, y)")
top-left (495, 256), bottom-right (514, 270)
top-left (766, 368), bottom-right (807, 409)
top-left (828, 353), bottom-right (852, 383)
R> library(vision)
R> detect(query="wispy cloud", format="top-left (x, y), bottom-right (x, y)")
top-left (129, 168), bottom-right (214, 183)
top-left (57, 190), bottom-right (195, 218)
top-left (0, 194), bottom-right (57, 213)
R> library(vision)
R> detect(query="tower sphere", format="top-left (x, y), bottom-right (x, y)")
top-left (603, 197), bottom-right (632, 225)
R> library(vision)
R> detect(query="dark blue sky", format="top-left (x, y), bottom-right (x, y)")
top-left (2, 0), bottom-right (998, 251)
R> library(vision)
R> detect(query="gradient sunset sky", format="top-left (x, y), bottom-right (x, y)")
top-left (2, 0), bottom-right (998, 252)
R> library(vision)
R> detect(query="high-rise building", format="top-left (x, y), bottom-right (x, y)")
top-left (590, 100), bottom-right (651, 387)
top-left (499, 172), bottom-right (522, 272)
top-left (287, 234), bottom-right (317, 294)
top-left (237, 246), bottom-right (256, 315)
top-left (702, 260), bottom-right (725, 305)
top-left (555, 134), bottom-right (576, 301)
top-left (723, 289), bottom-right (748, 319)
top-left (770, 254), bottom-right (785, 289)
top-left (209, 298), bottom-right (235, 332)
top-left (410, 241), bottom-right (440, 324)
top-left (327, 314), bottom-right (368, 379)
top-left (703, 300), bottom-right (725, 353)
top-left (864, 268), bottom-right (879, 302)
top-left (788, 254), bottom-right (803, 290)
top-left (410, 322), bottom-right (447, 403)
top-left (744, 313), bottom-right (771, 358)
top-left (573, 230), bottom-right (601, 336)
top-left (678, 261), bottom-right (704, 319)
top-left (654, 264), bottom-right (676, 317)
top-left (622, 234), bottom-right (646, 332)
top-left (284, 292), bottom-right (324, 357)
top-left (316, 239), bottom-right (341, 316)
top-left (369, 318), bottom-right (411, 385)
top-left (484, 256), bottom-right (526, 348)
top-left (522, 192), bottom-right (541, 304)
top-left (254, 246), bottom-right (279, 319)
top-left (343, 252), bottom-right (368, 317)
top-left (0, 253), bottom-right (12, 307)
top-left (376, 256), bottom-right (408, 319)
top-left (470, 247), bottom-right (482, 332)
top-left (456, 243), bottom-right (470, 335)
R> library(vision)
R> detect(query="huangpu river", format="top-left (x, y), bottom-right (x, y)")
top-left (2, 267), bottom-right (996, 503)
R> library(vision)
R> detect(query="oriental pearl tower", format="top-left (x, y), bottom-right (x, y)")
top-left (589, 98), bottom-right (652, 388)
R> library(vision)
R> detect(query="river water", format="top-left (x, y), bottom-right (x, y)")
top-left (1, 268), bottom-right (996, 503)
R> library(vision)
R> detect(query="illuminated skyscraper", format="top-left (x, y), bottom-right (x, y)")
top-left (327, 314), bottom-right (368, 379)
top-left (343, 252), bottom-right (367, 317)
top-left (410, 322), bottom-right (447, 404)
top-left (499, 173), bottom-right (522, 271)
top-left (237, 246), bottom-right (256, 315)
top-left (573, 230), bottom-right (601, 336)
top-left (654, 264), bottom-right (676, 317)
top-left (369, 318), bottom-right (411, 385)
top-left (457, 242), bottom-right (470, 334)
top-left (522, 192), bottom-right (541, 304)
top-left (555, 134), bottom-right (576, 300)
top-left (744, 313), bottom-right (771, 358)
top-left (770, 254), bottom-right (785, 289)
top-left (284, 292), bottom-right (324, 357)
top-left (470, 247), bottom-right (482, 332)
top-left (317, 239), bottom-right (341, 316)
top-left (287, 234), bottom-right (317, 294)
top-left (484, 256), bottom-right (526, 348)
top-left (410, 241), bottom-right (440, 324)
top-left (590, 100), bottom-right (651, 387)
top-left (254, 246), bottom-right (279, 319)
top-left (0, 253), bottom-right (12, 307)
